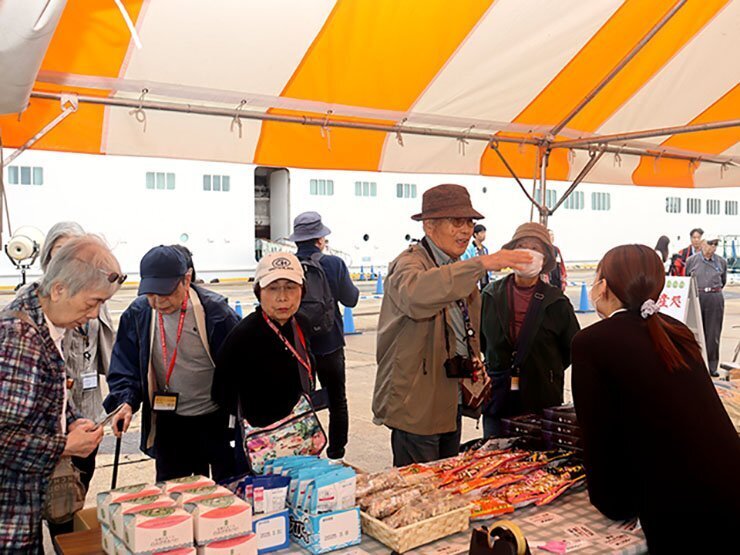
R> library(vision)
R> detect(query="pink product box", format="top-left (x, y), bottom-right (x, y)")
top-left (171, 485), bottom-right (234, 507)
top-left (196, 534), bottom-right (258, 555)
top-left (159, 475), bottom-right (216, 494)
top-left (109, 494), bottom-right (179, 537)
top-left (122, 507), bottom-right (194, 554)
top-left (97, 484), bottom-right (163, 526)
top-left (184, 495), bottom-right (253, 546)
top-left (114, 534), bottom-right (197, 555)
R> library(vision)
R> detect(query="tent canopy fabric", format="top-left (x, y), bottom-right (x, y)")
top-left (1, 0), bottom-right (739, 188)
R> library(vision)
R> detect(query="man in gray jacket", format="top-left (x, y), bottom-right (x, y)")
top-left (372, 184), bottom-right (531, 466)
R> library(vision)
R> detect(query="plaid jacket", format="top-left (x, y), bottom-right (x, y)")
top-left (0, 284), bottom-right (75, 552)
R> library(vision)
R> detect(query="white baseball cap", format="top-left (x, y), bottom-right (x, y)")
top-left (703, 231), bottom-right (720, 243)
top-left (254, 252), bottom-right (304, 287)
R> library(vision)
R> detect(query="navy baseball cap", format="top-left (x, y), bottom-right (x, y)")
top-left (138, 245), bottom-right (188, 295)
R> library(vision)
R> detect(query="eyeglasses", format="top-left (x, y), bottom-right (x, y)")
top-left (98, 268), bottom-right (127, 284)
top-left (447, 218), bottom-right (476, 229)
top-left (707, 241), bottom-right (719, 246)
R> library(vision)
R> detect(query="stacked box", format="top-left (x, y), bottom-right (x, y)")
top-left (97, 484), bottom-right (163, 526)
top-left (122, 507), bottom-right (194, 553)
top-left (196, 533), bottom-right (258, 555)
top-left (109, 494), bottom-right (178, 536)
top-left (172, 485), bottom-right (234, 507)
top-left (542, 405), bottom-right (582, 453)
top-left (159, 475), bottom-right (216, 494)
top-left (500, 414), bottom-right (542, 440)
top-left (184, 495), bottom-right (253, 545)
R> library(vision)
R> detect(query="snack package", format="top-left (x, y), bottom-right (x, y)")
top-left (362, 485), bottom-right (431, 519)
top-left (219, 474), bottom-right (252, 501)
top-left (355, 469), bottom-right (404, 499)
top-left (251, 475), bottom-right (290, 515)
top-left (109, 494), bottom-right (178, 536)
top-left (122, 507), bottom-right (194, 553)
top-left (267, 455), bottom-right (321, 475)
top-left (97, 484), bottom-right (163, 526)
top-left (470, 496), bottom-right (515, 521)
top-left (382, 491), bottom-right (468, 529)
top-left (287, 467), bottom-right (333, 507)
top-left (158, 475), bottom-right (216, 494)
top-left (196, 534), bottom-right (258, 555)
top-left (184, 495), bottom-right (252, 546)
top-left (302, 467), bottom-right (356, 514)
top-left (171, 485), bottom-right (234, 507)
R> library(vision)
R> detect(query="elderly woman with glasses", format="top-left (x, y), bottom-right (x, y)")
top-left (1, 235), bottom-right (122, 552)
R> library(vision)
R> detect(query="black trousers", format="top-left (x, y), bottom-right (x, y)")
top-left (315, 349), bottom-right (349, 459)
top-left (699, 292), bottom-right (724, 374)
top-left (153, 409), bottom-right (235, 482)
top-left (390, 410), bottom-right (462, 467)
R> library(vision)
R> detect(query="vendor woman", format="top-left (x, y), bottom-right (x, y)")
top-left (213, 252), bottom-right (314, 429)
top-left (572, 244), bottom-right (740, 554)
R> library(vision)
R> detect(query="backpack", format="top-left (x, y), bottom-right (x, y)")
top-left (668, 254), bottom-right (685, 276)
top-left (297, 252), bottom-right (335, 336)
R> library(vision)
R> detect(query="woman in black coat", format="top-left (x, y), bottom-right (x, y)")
top-left (572, 244), bottom-right (740, 554)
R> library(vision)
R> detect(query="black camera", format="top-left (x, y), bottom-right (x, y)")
top-left (445, 355), bottom-right (475, 378)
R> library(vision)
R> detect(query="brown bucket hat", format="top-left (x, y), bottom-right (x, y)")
top-left (411, 184), bottom-right (484, 221)
top-left (503, 222), bottom-right (557, 273)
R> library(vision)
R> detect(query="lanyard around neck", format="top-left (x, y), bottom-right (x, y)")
top-left (261, 310), bottom-right (313, 382)
top-left (158, 296), bottom-right (188, 389)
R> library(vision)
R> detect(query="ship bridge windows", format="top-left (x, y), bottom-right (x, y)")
top-left (687, 198), bottom-right (701, 214)
top-left (726, 200), bottom-right (739, 216)
top-left (355, 181), bottom-right (377, 197)
top-left (563, 191), bottom-right (584, 210)
top-left (146, 172), bottom-right (175, 190)
top-left (396, 183), bottom-right (417, 198)
top-left (707, 200), bottom-right (720, 215)
top-left (7, 165), bottom-right (43, 186)
top-left (591, 192), bottom-right (611, 211)
top-left (204, 175), bottom-right (231, 192)
top-left (310, 178), bottom-right (334, 196)
top-left (665, 197), bottom-right (681, 214)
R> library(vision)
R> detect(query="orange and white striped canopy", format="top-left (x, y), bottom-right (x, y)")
top-left (1, 0), bottom-right (739, 188)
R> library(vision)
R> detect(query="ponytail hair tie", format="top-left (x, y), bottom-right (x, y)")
top-left (640, 299), bottom-right (659, 319)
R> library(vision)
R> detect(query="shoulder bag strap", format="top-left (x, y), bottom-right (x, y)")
top-left (510, 280), bottom-right (548, 372)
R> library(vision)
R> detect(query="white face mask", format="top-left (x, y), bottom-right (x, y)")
top-left (589, 279), bottom-right (607, 320)
top-left (513, 249), bottom-right (544, 278)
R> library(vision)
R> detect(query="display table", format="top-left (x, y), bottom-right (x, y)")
top-left (57, 490), bottom-right (647, 555)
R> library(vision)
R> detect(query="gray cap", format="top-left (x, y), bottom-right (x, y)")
top-left (288, 211), bottom-right (331, 242)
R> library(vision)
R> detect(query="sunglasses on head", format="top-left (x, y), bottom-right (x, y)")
top-left (98, 268), bottom-right (127, 284)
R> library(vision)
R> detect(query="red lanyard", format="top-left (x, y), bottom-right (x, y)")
top-left (158, 296), bottom-right (188, 389)
top-left (261, 310), bottom-right (312, 381)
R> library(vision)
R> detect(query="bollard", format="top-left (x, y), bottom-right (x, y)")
top-left (375, 271), bottom-right (384, 296)
top-left (343, 306), bottom-right (361, 335)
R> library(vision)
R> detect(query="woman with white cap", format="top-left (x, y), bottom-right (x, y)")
top-left (213, 252), bottom-right (314, 429)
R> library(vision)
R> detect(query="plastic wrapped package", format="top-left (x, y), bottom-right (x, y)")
top-left (381, 491), bottom-right (468, 529)
top-left (356, 469), bottom-right (405, 499)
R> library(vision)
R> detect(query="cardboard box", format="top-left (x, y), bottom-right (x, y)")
top-left (252, 510), bottom-right (290, 554)
top-left (290, 506), bottom-right (361, 554)
top-left (171, 485), bottom-right (234, 507)
top-left (196, 534), bottom-right (258, 555)
top-left (109, 494), bottom-right (178, 537)
top-left (158, 475), bottom-right (216, 494)
top-left (184, 494), bottom-right (253, 545)
top-left (122, 507), bottom-right (194, 554)
top-left (542, 405), bottom-right (579, 426)
top-left (97, 484), bottom-right (163, 526)
top-left (74, 507), bottom-right (100, 532)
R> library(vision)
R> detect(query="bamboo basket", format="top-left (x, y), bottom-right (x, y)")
top-left (360, 506), bottom-right (470, 553)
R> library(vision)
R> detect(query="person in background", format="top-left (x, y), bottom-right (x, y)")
top-left (654, 235), bottom-right (670, 274)
top-left (546, 229), bottom-right (568, 292)
top-left (106, 246), bottom-right (240, 481)
top-left (373, 184), bottom-right (531, 465)
top-left (481, 223), bottom-right (579, 438)
top-left (686, 233), bottom-right (727, 377)
top-left (462, 224), bottom-right (491, 289)
top-left (572, 244), bottom-right (740, 554)
top-left (290, 212), bottom-right (359, 461)
top-left (0, 236), bottom-right (117, 552)
top-left (671, 228), bottom-right (703, 276)
top-left (28, 222), bottom-right (116, 539)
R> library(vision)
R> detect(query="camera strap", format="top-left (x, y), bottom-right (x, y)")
top-left (420, 237), bottom-right (475, 359)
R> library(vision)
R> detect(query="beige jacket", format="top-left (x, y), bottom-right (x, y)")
top-left (372, 241), bottom-right (484, 435)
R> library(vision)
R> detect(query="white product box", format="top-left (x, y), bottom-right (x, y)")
top-left (184, 494), bottom-right (253, 545)
top-left (196, 533), bottom-right (258, 555)
top-left (171, 485), bottom-right (233, 507)
top-left (109, 494), bottom-right (178, 537)
top-left (122, 507), bottom-right (194, 554)
top-left (101, 524), bottom-right (116, 554)
top-left (97, 484), bottom-right (163, 526)
top-left (158, 475), bottom-right (215, 494)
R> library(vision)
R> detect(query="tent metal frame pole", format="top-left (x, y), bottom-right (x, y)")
top-left (553, 119), bottom-right (740, 149)
top-left (539, 149), bottom-right (550, 226)
top-left (549, 0), bottom-right (686, 138)
top-left (1, 96), bottom-right (78, 168)
top-left (489, 142), bottom-right (541, 208)
top-left (549, 147), bottom-right (607, 215)
top-left (26, 91), bottom-right (736, 166)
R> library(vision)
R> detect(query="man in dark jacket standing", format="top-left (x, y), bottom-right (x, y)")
top-left (106, 246), bottom-right (240, 481)
top-left (481, 223), bottom-right (580, 438)
top-left (290, 212), bottom-right (359, 460)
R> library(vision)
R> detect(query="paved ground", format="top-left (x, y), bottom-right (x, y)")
top-left (12, 272), bottom-right (738, 551)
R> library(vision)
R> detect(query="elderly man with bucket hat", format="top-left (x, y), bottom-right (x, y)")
top-left (372, 184), bottom-right (532, 466)
top-left (289, 212), bottom-right (359, 461)
top-left (480, 223), bottom-right (580, 438)
top-left (105, 245), bottom-right (241, 481)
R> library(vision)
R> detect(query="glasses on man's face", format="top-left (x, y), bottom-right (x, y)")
top-left (447, 218), bottom-right (476, 229)
top-left (264, 283), bottom-right (302, 294)
top-left (98, 268), bottom-right (127, 284)
top-left (707, 241), bottom-right (719, 247)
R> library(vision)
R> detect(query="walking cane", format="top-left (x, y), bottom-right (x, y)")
top-left (111, 420), bottom-right (123, 489)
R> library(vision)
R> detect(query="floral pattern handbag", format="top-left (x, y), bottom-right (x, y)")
top-left (240, 394), bottom-right (327, 473)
